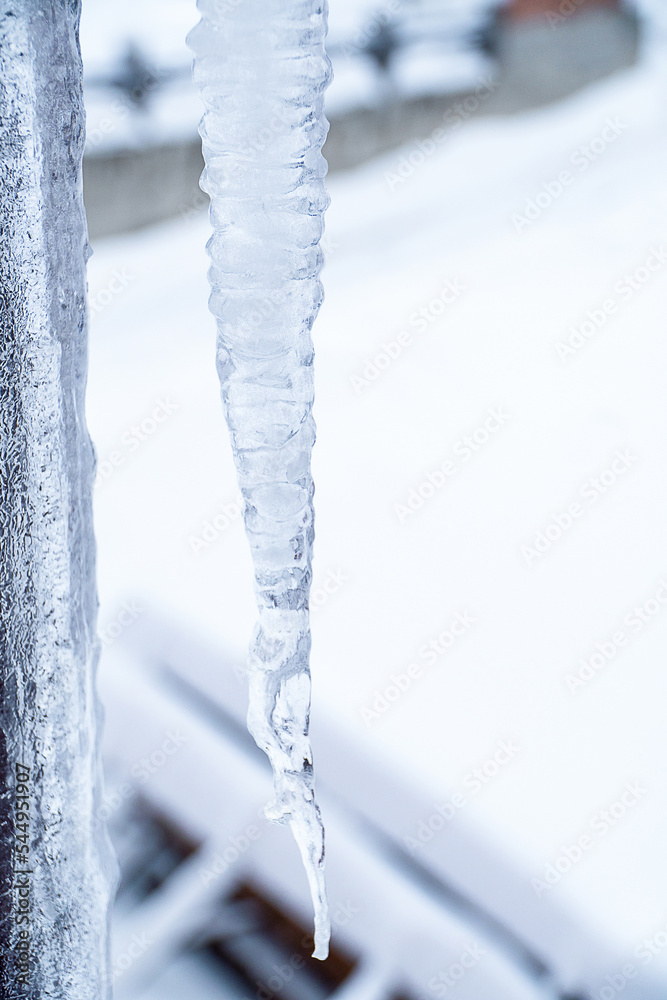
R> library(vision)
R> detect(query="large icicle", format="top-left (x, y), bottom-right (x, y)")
top-left (189, 0), bottom-right (332, 959)
top-left (0, 3), bottom-right (115, 995)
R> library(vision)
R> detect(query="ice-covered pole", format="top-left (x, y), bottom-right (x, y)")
top-left (0, 3), bottom-right (115, 996)
top-left (188, 0), bottom-right (332, 959)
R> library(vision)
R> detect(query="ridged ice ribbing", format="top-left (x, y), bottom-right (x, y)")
top-left (188, 0), bottom-right (332, 959)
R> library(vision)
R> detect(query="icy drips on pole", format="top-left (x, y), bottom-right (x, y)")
top-left (0, 3), bottom-right (115, 996)
top-left (188, 0), bottom-right (332, 960)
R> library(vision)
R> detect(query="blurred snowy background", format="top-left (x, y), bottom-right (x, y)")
top-left (79, 2), bottom-right (667, 998)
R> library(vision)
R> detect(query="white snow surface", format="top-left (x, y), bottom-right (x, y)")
top-left (88, 45), bottom-right (667, 966)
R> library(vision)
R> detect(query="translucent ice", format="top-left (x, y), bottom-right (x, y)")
top-left (0, 4), bottom-right (115, 995)
top-left (189, 0), bottom-right (332, 960)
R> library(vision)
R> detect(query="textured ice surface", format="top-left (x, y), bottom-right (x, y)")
top-left (189, 0), bottom-right (332, 960)
top-left (0, 3), bottom-right (115, 996)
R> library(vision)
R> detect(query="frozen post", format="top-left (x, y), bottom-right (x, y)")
top-left (0, 3), bottom-right (115, 996)
top-left (189, 0), bottom-right (332, 958)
